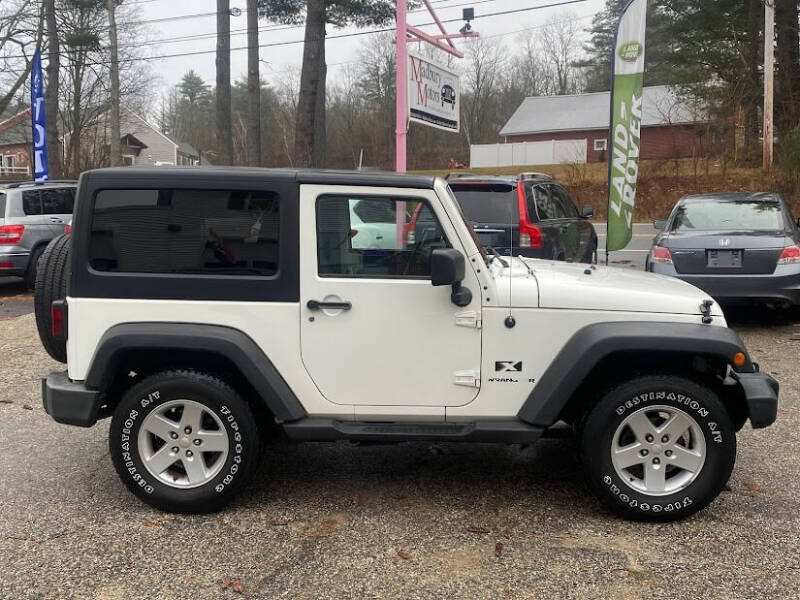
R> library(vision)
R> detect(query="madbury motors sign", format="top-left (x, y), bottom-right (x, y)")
top-left (408, 50), bottom-right (460, 133)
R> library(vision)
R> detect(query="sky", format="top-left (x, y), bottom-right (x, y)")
top-left (129, 0), bottom-right (607, 90)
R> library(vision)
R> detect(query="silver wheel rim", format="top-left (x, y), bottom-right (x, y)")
top-left (611, 404), bottom-right (706, 496)
top-left (138, 399), bottom-right (229, 489)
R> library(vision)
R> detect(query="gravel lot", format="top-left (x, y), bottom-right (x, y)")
top-left (1, 309), bottom-right (799, 600)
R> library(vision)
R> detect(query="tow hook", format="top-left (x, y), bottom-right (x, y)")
top-left (700, 299), bottom-right (714, 324)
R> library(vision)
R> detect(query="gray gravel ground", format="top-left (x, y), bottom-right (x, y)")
top-left (1, 310), bottom-right (799, 600)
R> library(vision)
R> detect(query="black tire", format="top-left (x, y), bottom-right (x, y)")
top-left (109, 370), bottom-right (261, 513)
top-left (34, 234), bottom-right (71, 363)
top-left (580, 374), bottom-right (736, 522)
top-left (24, 244), bottom-right (45, 290)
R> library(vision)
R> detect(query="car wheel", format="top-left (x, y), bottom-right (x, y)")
top-left (34, 234), bottom-right (71, 363)
top-left (109, 370), bottom-right (261, 513)
top-left (580, 374), bottom-right (736, 521)
top-left (24, 244), bottom-right (45, 291)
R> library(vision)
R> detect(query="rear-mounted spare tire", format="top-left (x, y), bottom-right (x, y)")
top-left (34, 233), bottom-right (71, 363)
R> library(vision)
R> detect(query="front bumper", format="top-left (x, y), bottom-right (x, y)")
top-left (42, 371), bottom-right (101, 427)
top-left (732, 367), bottom-right (779, 429)
top-left (650, 262), bottom-right (800, 305)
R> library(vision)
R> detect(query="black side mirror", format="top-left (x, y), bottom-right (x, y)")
top-left (581, 205), bottom-right (594, 219)
top-left (653, 219), bottom-right (667, 230)
top-left (430, 248), bottom-right (472, 307)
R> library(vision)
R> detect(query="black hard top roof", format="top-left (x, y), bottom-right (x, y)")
top-left (80, 166), bottom-right (437, 189)
top-left (1, 179), bottom-right (77, 189)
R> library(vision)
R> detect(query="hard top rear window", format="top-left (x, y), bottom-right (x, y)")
top-left (90, 188), bottom-right (280, 276)
top-left (670, 200), bottom-right (785, 232)
top-left (449, 183), bottom-right (518, 224)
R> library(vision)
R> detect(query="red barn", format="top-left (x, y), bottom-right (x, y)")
top-left (498, 85), bottom-right (707, 163)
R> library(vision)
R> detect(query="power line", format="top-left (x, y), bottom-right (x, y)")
top-left (48, 0), bottom-right (590, 66)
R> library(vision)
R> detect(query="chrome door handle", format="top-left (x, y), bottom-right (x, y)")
top-left (307, 300), bottom-right (352, 311)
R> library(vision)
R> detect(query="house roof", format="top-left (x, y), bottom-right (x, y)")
top-left (166, 135), bottom-right (199, 158)
top-left (499, 85), bottom-right (706, 137)
top-left (0, 108), bottom-right (32, 146)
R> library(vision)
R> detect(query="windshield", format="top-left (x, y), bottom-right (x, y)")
top-left (670, 200), bottom-right (785, 232)
top-left (450, 183), bottom-right (519, 225)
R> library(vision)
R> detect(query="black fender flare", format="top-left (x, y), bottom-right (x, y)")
top-left (85, 322), bottom-right (306, 422)
top-left (517, 321), bottom-right (753, 427)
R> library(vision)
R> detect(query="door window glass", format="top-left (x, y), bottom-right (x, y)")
top-left (22, 190), bottom-right (42, 215)
top-left (41, 188), bottom-right (75, 214)
top-left (90, 188), bottom-right (280, 275)
top-left (530, 185), bottom-right (562, 220)
top-left (317, 195), bottom-right (450, 278)
top-left (550, 185), bottom-right (578, 218)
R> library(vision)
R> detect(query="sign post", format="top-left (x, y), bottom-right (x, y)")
top-left (394, 1), bottom-right (475, 173)
top-left (606, 0), bottom-right (647, 256)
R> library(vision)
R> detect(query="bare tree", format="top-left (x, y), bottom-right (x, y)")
top-left (216, 0), bottom-right (233, 165)
top-left (539, 12), bottom-right (583, 95)
top-left (0, 0), bottom-right (41, 115)
top-left (294, 0), bottom-right (325, 167)
top-left (462, 38), bottom-right (505, 145)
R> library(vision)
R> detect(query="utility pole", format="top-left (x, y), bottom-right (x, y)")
top-left (216, 0), bottom-right (234, 165)
top-left (106, 0), bottom-right (122, 167)
top-left (763, 0), bottom-right (775, 172)
top-left (246, 0), bottom-right (261, 167)
top-left (44, 0), bottom-right (61, 178)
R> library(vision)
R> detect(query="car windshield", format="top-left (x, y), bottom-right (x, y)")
top-left (670, 200), bottom-right (785, 232)
top-left (450, 183), bottom-right (519, 225)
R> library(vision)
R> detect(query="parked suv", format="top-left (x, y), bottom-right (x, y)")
top-left (37, 167), bottom-right (777, 521)
top-left (0, 180), bottom-right (76, 288)
top-left (447, 173), bottom-right (598, 263)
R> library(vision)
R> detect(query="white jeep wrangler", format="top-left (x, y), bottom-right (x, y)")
top-left (37, 168), bottom-right (778, 520)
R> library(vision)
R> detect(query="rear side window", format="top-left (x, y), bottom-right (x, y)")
top-left (531, 185), bottom-right (563, 220)
top-left (90, 188), bottom-right (280, 276)
top-left (550, 185), bottom-right (578, 218)
top-left (0, 193), bottom-right (5, 216)
top-left (41, 188), bottom-right (75, 214)
top-left (22, 190), bottom-right (42, 215)
top-left (450, 183), bottom-right (518, 224)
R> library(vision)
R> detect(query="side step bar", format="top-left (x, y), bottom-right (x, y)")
top-left (282, 419), bottom-right (544, 444)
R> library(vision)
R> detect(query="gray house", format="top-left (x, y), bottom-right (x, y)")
top-left (117, 112), bottom-right (200, 167)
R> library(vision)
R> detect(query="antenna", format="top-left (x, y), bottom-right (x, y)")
top-left (505, 179), bottom-right (516, 329)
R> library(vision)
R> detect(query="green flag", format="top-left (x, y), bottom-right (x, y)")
top-left (606, 0), bottom-right (647, 252)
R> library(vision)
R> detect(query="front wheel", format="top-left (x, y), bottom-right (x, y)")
top-left (580, 375), bottom-right (736, 521)
top-left (109, 370), bottom-right (260, 513)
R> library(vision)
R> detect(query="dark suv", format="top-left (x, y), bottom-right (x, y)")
top-left (448, 173), bottom-right (597, 263)
top-left (0, 180), bottom-right (76, 288)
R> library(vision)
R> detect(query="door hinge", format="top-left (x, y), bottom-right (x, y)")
top-left (455, 310), bottom-right (482, 329)
top-left (453, 370), bottom-right (481, 388)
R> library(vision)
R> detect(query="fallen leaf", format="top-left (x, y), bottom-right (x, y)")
top-left (219, 577), bottom-right (232, 590)
top-left (143, 517), bottom-right (171, 527)
top-left (0, 399), bottom-right (13, 404)
top-left (22, 404), bottom-right (32, 410)
top-left (232, 580), bottom-right (245, 594)
top-left (397, 550), bottom-right (410, 560)
top-left (467, 526), bottom-right (490, 534)
top-left (268, 518), bottom-right (288, 526)
top-left (502, 528), bottom-right (511, 538)
top-left (494, 542), bottom-right (503, 557)
top-left (743, 482), bottom-right (762, 493)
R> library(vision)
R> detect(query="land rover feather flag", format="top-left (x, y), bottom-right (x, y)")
top-left (606, 0), bottom-right (647, 252)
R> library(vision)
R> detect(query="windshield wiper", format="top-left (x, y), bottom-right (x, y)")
top-left (485, 246), bottom-right (509, 268)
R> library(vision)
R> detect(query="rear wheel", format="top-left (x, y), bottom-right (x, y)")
top-left (34, 234), bottom-right (71, 363)
top-left (580, 374), bottom-right (736, 521)
top-left (109, 370), bottom-right (261, 513)
top-left (24, 244), bottom-right (45, 290)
